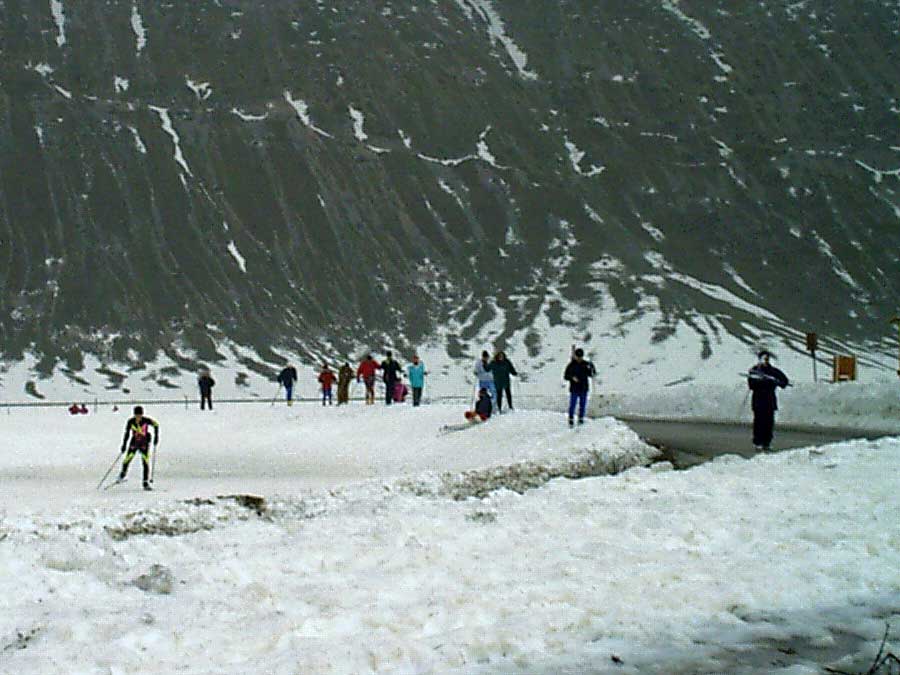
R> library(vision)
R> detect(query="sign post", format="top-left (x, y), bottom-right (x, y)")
top-left (805, 332), bottom-right (818, 383)
top-left (891, 317), bottom-right (900, 378)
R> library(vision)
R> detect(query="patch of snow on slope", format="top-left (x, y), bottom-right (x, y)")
top-left (477, 126), bottom-right (504, 167)
top-left (50, 0), bottom-right (66, 47)
top-left (127, 126), bottom-right (147, 154)
top-left (227, 241), bottom-right (247, 273)
top-left (231, 108), bottom-right (268, 122)
top-left (131, 4), bottom-right (147, 53)
top-left (660, 1), bottom-right (733, 75)
top-left (148, 106), bottom-right (192, 176)
top-left (283, 91), bottom-right (333, 138)
top-left (185, 78), bottom-right (212, 101)
top-left (810, 230), bottom-right (861, 290)
top-left (565, 137), bottom-right (605, 177)
top-left (114, 76), bottom-right (129, 93)
top-left (348, 105), bottom-right (368, 141)
top-left (455, 0), bottom-right (538, 81)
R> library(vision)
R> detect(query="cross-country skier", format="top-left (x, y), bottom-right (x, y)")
top-left (474, 351), bottom-right (496, 400)
top-left (318, 363), bottom-right (336, 406)
top-left (277, 364), bottom-right (298, 405)
top-left (407, 354), bottom-right (426, 407)
top-left (380, 351), bottom-right (402, 406)
top-left (356, 355), bottom-right (380, 405)
top-left (337, 363), bottom-right (354, 405)
top-left (563, 348), bottom-right (596, 427)
top-left (747, 350), bottom-right (789, 450)
top-left (198, 368), bottom-right (215, 410)
top-left (117, 405), bottom-right (159, 491)
top-left (489, 351), bottom-right (518, 413)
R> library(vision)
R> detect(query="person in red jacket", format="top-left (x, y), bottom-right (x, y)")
top-left (318, 364), bottom-right (337, 406)
top-left (356, 354), bottom-right (380, 405)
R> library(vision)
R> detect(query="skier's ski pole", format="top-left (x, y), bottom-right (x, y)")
top-left (96, 452), bottom-right (121, 491)
top-left (270, 384), bottom-right (281, 406)
top-left (150, 443), bottom-right (158, 483)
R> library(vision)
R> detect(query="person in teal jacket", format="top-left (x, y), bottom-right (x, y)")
top-left (407, 354), bottom-right (426, 406)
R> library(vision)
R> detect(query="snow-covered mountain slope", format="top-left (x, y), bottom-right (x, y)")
top-left (1, 0), bottom-right (898, 398)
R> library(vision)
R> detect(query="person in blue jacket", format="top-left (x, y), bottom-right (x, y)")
top-left (407, 354), bottom-right (426, 406)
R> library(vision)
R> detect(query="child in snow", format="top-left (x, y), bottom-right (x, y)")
top-left (318, 364), bottom-right (336, 406)
top-left (392, 375), bottom-right (409, 403)
top-left (464, 388), bottom-right (493, 423)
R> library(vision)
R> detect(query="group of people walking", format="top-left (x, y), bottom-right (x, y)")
top-left (190, 346), bottom-right (791, 447)
top-left (270, 352), bottom-right (427, 408)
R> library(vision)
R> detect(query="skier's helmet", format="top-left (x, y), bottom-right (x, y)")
top-left (133, 405), bottom-right (144, 415)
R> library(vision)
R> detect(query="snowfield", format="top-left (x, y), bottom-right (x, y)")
top-left (0, 404), bottom-right (898, 674)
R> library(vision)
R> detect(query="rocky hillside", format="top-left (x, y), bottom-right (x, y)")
top-left (0, 0), bottom-right (898, 390)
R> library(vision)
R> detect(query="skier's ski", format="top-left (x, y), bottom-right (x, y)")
top-left (438, 422), bottom-right (478, 435)
top-left (103, 477), bottom-right (127, 491)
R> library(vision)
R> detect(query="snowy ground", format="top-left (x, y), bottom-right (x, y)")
top-left (1, 403), bottom-right (898, 673)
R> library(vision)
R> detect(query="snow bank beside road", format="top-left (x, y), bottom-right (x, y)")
top-left (594, 379), bottom-right (900, 433)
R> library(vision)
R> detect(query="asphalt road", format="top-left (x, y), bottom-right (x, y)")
top-left (622, 419), bottom-right (885, 469)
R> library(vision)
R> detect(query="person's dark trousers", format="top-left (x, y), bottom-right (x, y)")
top-left (322, 388), bottom-right (333, 405)
top-left (385, 382), bottom-right (395, 405)
top-left (200, 392), bottom-right (212, 410)
top-left (285, 384), bottom-right (293, 403)
top-left (412, 387), bottom-right (423, 406)
top-left (496, 386), bottom-right (513, 412)
top-left (568, 391), bottom-right (588, 422)
top-left (753, 408), bottom-right (775, 447)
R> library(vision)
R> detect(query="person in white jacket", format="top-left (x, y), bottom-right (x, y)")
top-left (474, 350), bottom-right (496, 400)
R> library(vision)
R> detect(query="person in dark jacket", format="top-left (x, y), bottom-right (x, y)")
top-left (747, 350), bottom-right (789, 450)
top-left (380, 351), bottom-right (402, 406)
top-left (464, 388), bottom-right (493, 422)
top-left (489, 351), bottom-right (518, 413)
top-left (277, 365), bottom-right (298, 405)
top-left (337, 363), bottom-right (354, 405)
top-left (563, 348), bottom-right (596, 427)
top-left (118, 405), bottom-right (159, 491)
top-left (198, 369), bottom-right (215, 410)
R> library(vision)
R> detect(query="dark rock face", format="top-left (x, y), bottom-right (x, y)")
top-left (1, 0), bottom-right (897, 379)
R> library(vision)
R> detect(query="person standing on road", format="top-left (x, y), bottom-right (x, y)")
top-left (563, 348), bottom-right (596, 427)
top-left (117, 405), bottom-right (159, 491)
top-left (407, 354), bottom-right (426, 406)
top-left (489, 351), bottom-right (518, 413)
top-left (277, 364), bottom-right (298, 406)
top-left (318, 363), bottom-right (336, 406)
top-left (198, 368), bottom-right (215, 411)
top-left (380, 351), bottom-right (402, 406)
top-left (337, 363), bottom-right (354, 405)
top-left (747, 350), bottom-right (790, 450)
top-left (474, 351), bottom-right (496, 400)
top-left (357, 355), bottom-right (380, 405)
